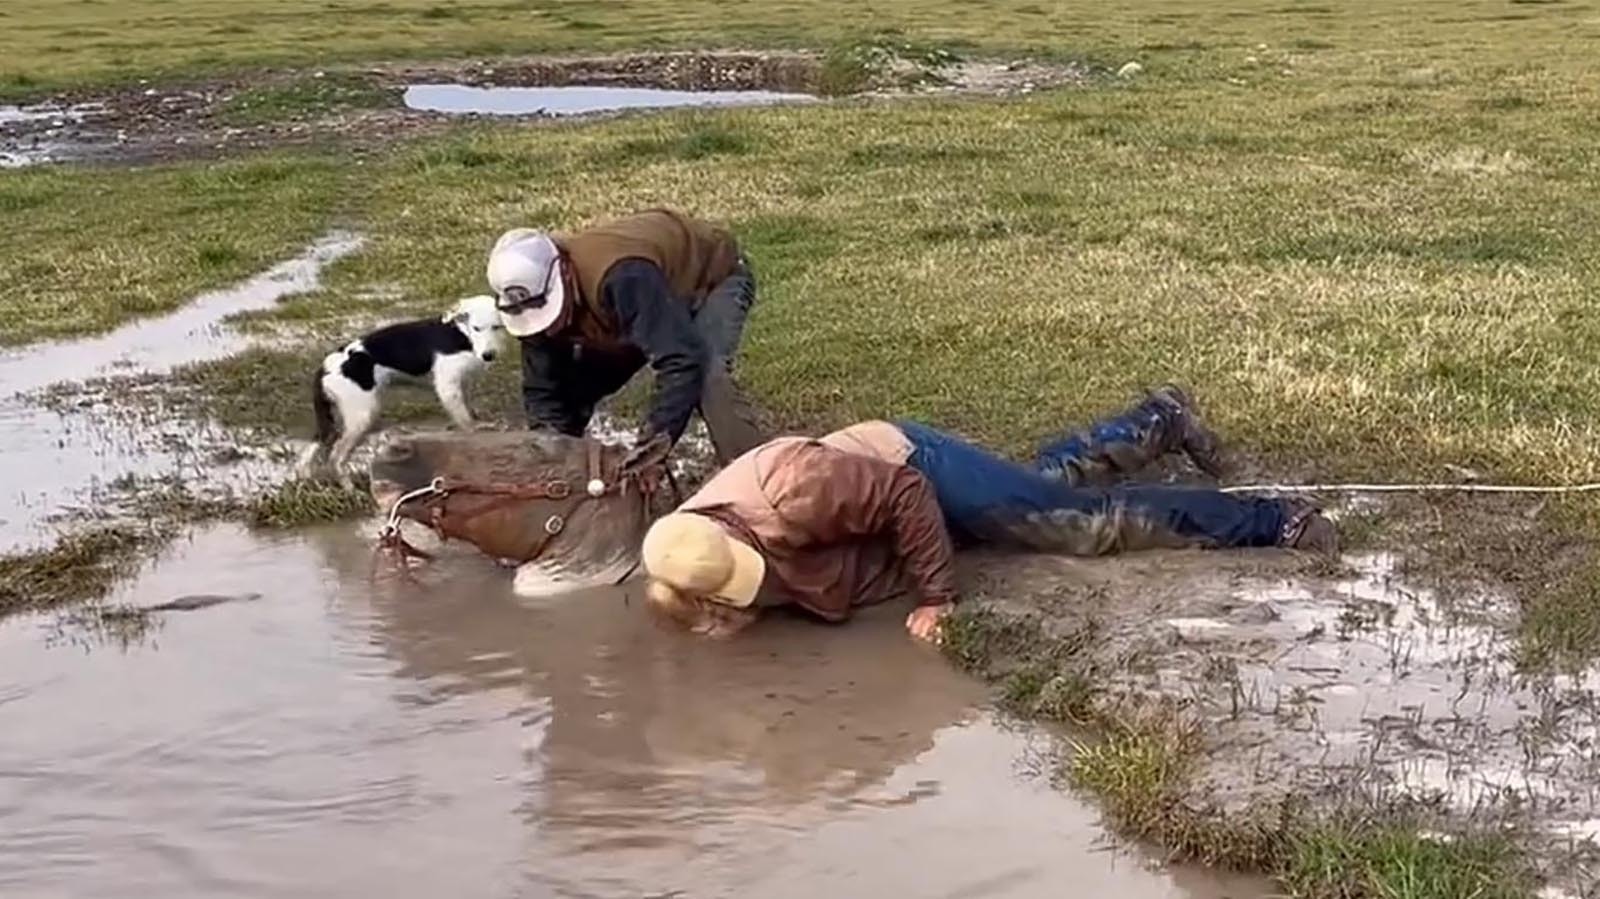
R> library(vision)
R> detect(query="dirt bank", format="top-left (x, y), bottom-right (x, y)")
top-left (0, 48), bottom-right (1093, 168)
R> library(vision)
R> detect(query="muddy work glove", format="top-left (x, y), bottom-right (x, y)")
top-left (618, 430), bottom-right (674, 480)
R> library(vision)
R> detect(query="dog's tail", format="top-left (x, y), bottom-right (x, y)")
top-left (311, 368), bottom-right (338, 448)
top-left (299, 367), bottom-right (339, 473)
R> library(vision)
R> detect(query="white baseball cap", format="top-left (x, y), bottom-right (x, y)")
top-left (486, 229), bottom-right (566, 337)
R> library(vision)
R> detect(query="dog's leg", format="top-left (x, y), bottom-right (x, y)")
top-left (433, 357), bottom-right (476, 430)
top-left (296, 441), bottom-right (329, 477)
top-left (327, 386), bottom-right (380, 484)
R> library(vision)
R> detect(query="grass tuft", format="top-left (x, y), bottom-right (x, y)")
top-left (598, 123), bottom-right (753, 167)
top-left (1283, 821), bottom-right (1531, 899)
top-left (0, 527), bottom-right (161, 616)
top-left (1067, 719), bottom-right (1196, 834)
top-left (817, 35), bottom-right (960, 96)
top-left (217, 73), bottom-right (393, 126)
top-left (246, 477), bottom-right (374, 528)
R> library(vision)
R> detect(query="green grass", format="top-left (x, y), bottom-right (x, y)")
top-left (0, 527), bottom-right (161, 616)
top-left (216, 73), bottom-right (394, 125)
top-left (3, 0), bottom-right (1597, 98)
top-left (246, 478), bottom-right (374, 528)
top-left (0, 155), bottom-right (345, 346)
top-left (2, 0), bottom-right (1594, 888)
top-left (162, 346), bottom-right (522, 438)
top-left (6, 16), bottom-right (1600, 656)
top-left (1283, 823), bottom-right (1530, 899)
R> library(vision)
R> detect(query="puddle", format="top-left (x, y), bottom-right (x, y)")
top-left (402, 84), bottom-right (817, 117)
top-left (0, 522), bottom-right (1268, 899)
top-left (0, 232), bottom-right (362, 552)
top-left (966, 546), bottom-right (1600, 887)
top-left (1, 150), bottom-right (49, 169)
top-left (1220, 554), bottom-right (1584, 806)
top-left (0, 103), bottom-right (105, 167)
top-left (1222, 554), bottom-right (1600, 837)
top-left (0, 103), bottom-right (100, 127)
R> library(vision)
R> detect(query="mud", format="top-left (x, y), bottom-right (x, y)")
top-left (402, 83), bottom-right (817, 117)
top-left (0, 233), bottom-right (361, 552)
top-left (960, 542), bottom-right (1600, 893)
top-left (0, 521), bottom-right (1265, 899)
top-left (0, 50), bottom-right (1091, 168)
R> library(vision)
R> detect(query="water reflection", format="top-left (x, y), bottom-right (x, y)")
top-left (0, 523), bottom-right (1264, 898)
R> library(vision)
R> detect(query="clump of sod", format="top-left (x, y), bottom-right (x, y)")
top-left (0, 527), bottom-right (162, 616)
top-left (246, 477), bottom-right (374, 528)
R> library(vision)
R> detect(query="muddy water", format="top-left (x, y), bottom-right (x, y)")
top-left (403, 84), bottom-right (816, 117)
top-left (0, 103), bottom-right (104, 167)
top-left (0, 233), bottom-right (362, 551)
top-left (0, 523), bottom-right (1265, 899)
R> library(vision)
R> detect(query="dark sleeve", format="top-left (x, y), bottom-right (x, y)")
top-left (518, 335), bottom-right (584, 436)
top-left (600, 259), bottom-right (708, 442)
top-left (767, 443), bottom-right (959, 607)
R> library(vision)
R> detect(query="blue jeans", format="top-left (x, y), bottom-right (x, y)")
top-left (894, 420), bottom-right (1287, 553)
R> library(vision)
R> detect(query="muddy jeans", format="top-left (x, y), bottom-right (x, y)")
top-left (894, 420), bottom-right (1288, 553)
top-left (521, 260), bottom-right (766, 463)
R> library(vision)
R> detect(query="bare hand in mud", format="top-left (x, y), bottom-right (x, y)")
top-left (906, 603), bottom-right (953, 643)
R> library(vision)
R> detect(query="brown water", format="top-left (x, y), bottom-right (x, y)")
top-left (0, 522), bottom-right (1266, 899)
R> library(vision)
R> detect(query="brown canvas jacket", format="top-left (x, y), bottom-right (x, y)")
top-left (681, 433), bottom-right (958, 621)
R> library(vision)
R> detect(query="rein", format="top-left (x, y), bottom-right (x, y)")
top-left (373, 440), bottom-right (668, 581)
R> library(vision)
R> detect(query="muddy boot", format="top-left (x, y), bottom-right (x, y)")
top-left (1035, 384), bottom-right (1227, 485)
top-left (1279, 500), bottom-right (1339, 554)
top-left (1149, 384), bottom-right (1227, 480)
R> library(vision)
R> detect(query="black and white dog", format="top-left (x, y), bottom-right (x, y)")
top-left (299, 295), bottom-right (506, 476)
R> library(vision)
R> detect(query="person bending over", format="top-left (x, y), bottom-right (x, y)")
top-left (485, 207), bottom-right (763, 470)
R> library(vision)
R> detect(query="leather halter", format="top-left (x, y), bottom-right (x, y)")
top-left (374, 440), bottom-right (664, 576)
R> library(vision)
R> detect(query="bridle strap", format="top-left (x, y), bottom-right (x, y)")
top-left (372, 441), bottom-right (670, 580)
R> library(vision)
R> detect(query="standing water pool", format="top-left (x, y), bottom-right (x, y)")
top-left (0, 522), bottom-right (1267, 898)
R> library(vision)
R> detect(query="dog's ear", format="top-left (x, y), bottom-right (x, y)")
top-left (444, 307), bottom-right (470, 327)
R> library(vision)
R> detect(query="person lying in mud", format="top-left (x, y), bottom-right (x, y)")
top-left (639, 385), bottom-right (1338, 642)
top-left (486, 207), bottom-right (764, 471)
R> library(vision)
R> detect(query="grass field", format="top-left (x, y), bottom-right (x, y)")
top-left (6, 2), bottom-right (1600, 892)
top-left (7, 2), bottom-right (1600, 656)
top-left (2, 0), bottom-right (1598, 95)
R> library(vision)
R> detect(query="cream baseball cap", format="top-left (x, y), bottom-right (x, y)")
top-left (641, 513), bottom-right (766, 607)
top-left (486, 229), bottom-right (566, 337)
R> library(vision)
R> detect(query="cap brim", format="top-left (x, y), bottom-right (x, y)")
top-left (498, 278), bottom-right (564, 337)
top-left (711, 537), bottom-right (766, 608)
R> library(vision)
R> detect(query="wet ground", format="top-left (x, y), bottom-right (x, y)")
top-left (0, 522), bottom-right (1267, 899)
top-left (963, 541), bottom-right (1600, 891)
top-left (0, 233), bottom-right (361, 552)
top-left (0, 50), bottom-right (1091, 168)
top-left (402, 84), bottom-right (817, 117)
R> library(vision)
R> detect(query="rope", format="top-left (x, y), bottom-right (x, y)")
top-left (1220, 481), bottom-right (1600, 496)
